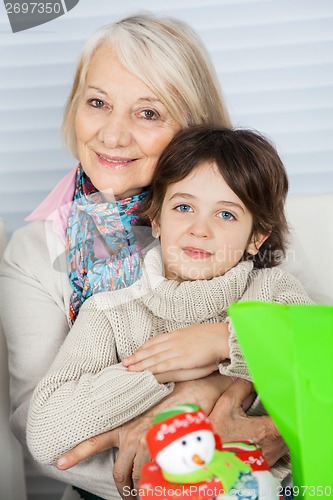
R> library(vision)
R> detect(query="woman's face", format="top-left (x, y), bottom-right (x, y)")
top-left (75, 45), bottom-right (182, 200)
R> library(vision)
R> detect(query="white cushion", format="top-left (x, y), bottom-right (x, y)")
top-left (284, 193), bottom-right (333, 304)
top-left (0, 219), bottom-right (27, 500)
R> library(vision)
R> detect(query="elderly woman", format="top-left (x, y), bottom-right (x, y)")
top-left (0, 13), bottom-right (286, 500)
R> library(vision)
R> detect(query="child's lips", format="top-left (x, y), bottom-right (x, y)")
top-left (182, 247), bottom-right (213, 259)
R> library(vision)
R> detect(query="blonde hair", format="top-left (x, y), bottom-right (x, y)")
top-left (62, 13), bottom-right (231, 157)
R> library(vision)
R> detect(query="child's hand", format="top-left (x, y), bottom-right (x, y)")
top-left (122, 322), bottom-right (230, 376)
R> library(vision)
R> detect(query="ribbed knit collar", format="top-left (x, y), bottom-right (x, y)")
top-left (138, 246), bottom-right (254, 323)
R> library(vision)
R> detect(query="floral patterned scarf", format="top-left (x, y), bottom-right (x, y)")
top-left (66, 165), bottom-right (149, 322)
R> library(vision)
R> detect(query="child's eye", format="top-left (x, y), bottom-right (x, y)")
top-left (140, 109), bottom-right (159, 120)
top-left (218, 211), bottom-right (235, 220)
top-left (175, 204), bottom-right (193, 213)
top-left (88, 98), bottom-right (105, 108)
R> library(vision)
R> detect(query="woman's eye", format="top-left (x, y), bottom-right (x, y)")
top-left (175, 204), bottom-right (193, 213)
top-left (141, 109), bottom-right (158, 120)
top-left (218, 211), bottom-right (235, 220)
top-left (88, 99), bottom-right (105, 108)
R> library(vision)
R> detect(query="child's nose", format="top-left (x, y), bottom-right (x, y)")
top-left (188, 218), bottom-right (211, 239)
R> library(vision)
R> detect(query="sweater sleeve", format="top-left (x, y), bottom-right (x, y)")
top-left (218, 269), bottom-right (313, 381)
top-left (27, 297), bottom-right (173, 465)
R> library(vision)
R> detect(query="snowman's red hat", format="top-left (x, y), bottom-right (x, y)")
top-left (147, 404), bottom-right (214, 459)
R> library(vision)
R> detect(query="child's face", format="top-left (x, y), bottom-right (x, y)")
top-left (152, 162), bottom-right (267, 282)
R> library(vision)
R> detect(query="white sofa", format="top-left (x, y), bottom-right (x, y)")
top-left (285, 193), bottom-right (333, 304)
top-left (0, 219), bottom-right (27, 500)
top-left (0, 192), bottom-right (332, 499)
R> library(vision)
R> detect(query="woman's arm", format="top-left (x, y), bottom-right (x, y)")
top-left (57, 376), bottom-right (287, 497)
top-left (0, 223), bottom-right (136, 498)
top-left (27, 298), bottom-right (173, 464)
top-left (56, 372), bottom-right (233, 495)
top-left (0, 223), bottom-right (71, 446)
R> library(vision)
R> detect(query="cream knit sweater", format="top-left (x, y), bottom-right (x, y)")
top-left (27, 246), bottom-right (312, 477)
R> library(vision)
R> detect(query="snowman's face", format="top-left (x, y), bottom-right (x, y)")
top-left (156, 430), bottom-right (215, 475)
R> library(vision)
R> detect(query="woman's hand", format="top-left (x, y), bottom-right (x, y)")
top-left (57, 414), bottom-right (151, 499)
top-left (209, 379), bottom-right (288, 466)
top-left (114, 414), bottom-right (152, 498)
top-left (56, 428), bottom-right (119, 471)
top-left (122, 323), bottom-right (230, 376)
top-left (155, 364), bottom-right (218, 383)
top-left (55, 373), bottom-right (232, 497)
top-left (113, 373), bottom-right (233, 497)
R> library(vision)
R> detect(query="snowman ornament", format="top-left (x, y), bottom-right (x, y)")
top-left (144, 404), bottom-right (282, 500)
top-left (157, 427), bottom-right (217, 474)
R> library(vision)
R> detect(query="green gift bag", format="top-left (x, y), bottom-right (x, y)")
top-left (227, 302), bottom-right (333, 497)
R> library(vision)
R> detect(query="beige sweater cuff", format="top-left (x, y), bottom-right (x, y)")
top-left (218, 317), bottom-right (252, 381)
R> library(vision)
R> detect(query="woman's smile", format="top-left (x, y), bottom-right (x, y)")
top-left (95, 152), bottom-right (138, 170)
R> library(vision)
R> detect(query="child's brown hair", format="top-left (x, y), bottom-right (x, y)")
top-left (143, 125), bottom-right (289, 268)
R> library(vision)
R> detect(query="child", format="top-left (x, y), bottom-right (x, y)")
top-left (27, 126), bottom-right (312, 481)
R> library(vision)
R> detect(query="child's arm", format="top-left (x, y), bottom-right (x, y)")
top-left (26, 296), bottom-right (173, 465)
top-left (154, 365), bottom-right (218, 383)
top-left (122, 322), bottom-right (230, 382)
top-left (218, 271), bottom-right (314, 382)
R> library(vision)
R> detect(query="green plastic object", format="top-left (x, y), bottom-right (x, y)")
top-left (227, 302), bottom-right (333, 497)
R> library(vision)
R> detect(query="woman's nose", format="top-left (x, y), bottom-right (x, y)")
top-left (98, 112), bottom-right (132, 148)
